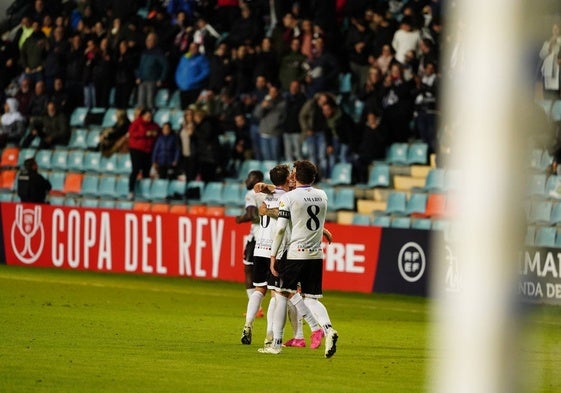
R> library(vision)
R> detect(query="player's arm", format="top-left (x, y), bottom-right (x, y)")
top-left (253, 182), bottom-right (275, 194)
top-left (270, 208), bottom-right (289, 277)
top-left (258, 202), bottom-right (279, 218)
top-left (235, 205), bottom-right (259, 224)
top-left (323, 228), bottom-right (333, 244)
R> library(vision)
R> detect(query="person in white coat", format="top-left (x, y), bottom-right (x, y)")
top-left (539, 24), bottom-right (561, 98)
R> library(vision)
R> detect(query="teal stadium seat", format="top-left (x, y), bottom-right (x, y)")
top-left (330, 162), bottom-right (352, 186)
top-left (86, 129), bottom-right (101, 150)
top-left (386, 143), bottom-right (409, 165)
top-left (67, 150), bottom-right (85, 172)
top-left (202, 181), bottom-right (224, 205)
top-left (333, 187), bottom-right (355, 211)
top-left (70, 107), bottom-right (89, 127)
top-left (378, 191), bottom-right (407, 216)
top-left (99, 154), bottom-right (118, 174)
top-left (237, 160), bottom-right (262, 181)
top-left (391, 217), bottom-right (411, 229)
top-left (420, 168), bottom-right (446, 193)
top-left (99, 199), bottom-right (116, 209)
top-left (154, 88), bottom-right (170, 108)
top-left (17, 148), bottom-right (36, 167)
top-left (150, 179), bottom-right (170, 201)
top-left (406, 142), bottom-right (428, 165)
top-left (367, 163), bottom-right (390, 188)
top-left (50, 150), bottom-right (68, 171)
top-left (527, 173), bottom-right (547, 198)
top-left (222, 182), bottom-right (243, 206)
top-left (98, 175), bottom-right (117, 198)
top-left (372, 215), bottom-right (391, 227)
top-left (535, 226), bottom-right (556, 248)
top-left (68, 128), bottom-right (88, 150)
top-left (81, 174), bottom-right (99, 197)
top-left (411, 218), bottom-right (432, 230)
top-left (83, 151), bottom-right (102, 172)
top-left (550, 202), bottom-right (561, 225)
top-left (35, 150), bottom-right (53, 170)
top-left (48, 171), bottom-right (66, 193)
top-left (101, 108), bottom-right (118, 128)
top-left (115, 153), bottom-right (132, 175)
top-left (528, 200), bottom-right (552, 224)
top-left (154, 108), bottom-right (171, 125)
top-left (406, 192), bottom-right (428, 216)
top-left (81, 198), bottom-right (100, 208)
top-left (352, 213), bottom-right (371, 226)
top-left (168, 180), bottom-right (186, 201)
top-left (135, 178), bottom-right (152, 200)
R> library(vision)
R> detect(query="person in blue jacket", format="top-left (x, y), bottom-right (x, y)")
top-left (136, 32), bottom-right (168, 110)
top-left (152, 122), bottom-right (181, 179)
top-left (175, 42), bottom-right (210, 110)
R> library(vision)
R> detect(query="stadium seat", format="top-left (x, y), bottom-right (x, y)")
top-left (0, 191), bottom-right (14, 202)
top-left (187, 204), bottom-right (207, 215)
top-left (169, 204), bottom-right (188, 215)
top-left (135, 178), bottom-right (152, 200)
top-left (377, 191), bottom-right (407, 216)
top-left (333, 187), bottom-right (355, 211)
top-left (170, 109), bottom-right (183, 129)
top-left (86, 129), bottom-right (101, 150)
top-left (0, 170), bottom-right (17, 191)
top-left (168, 90), bottom-right (181, 109)
top-left (411, 218), bottom-right (432, 230)
top-left (352, 213), bottom-right (371, 226)
top-left (372, 215), bottom-right (391, 227)
top-left (63, 172), bottom-right (83, 195)
top-left (551, 99), bottom-right (561, 122)
top-left (431, 219), bottom-right (451, 240)
top-left (391, 217), bottom-right (411, 229)
top-left (545, 174), bottom-right (559, 196)
top-left (330, 162), bottom-right (352, 186)
top-left (538, 99), bottom-right (553, 116)
top-left (81, 174), bottom-right (99, 197)
top-left (424, 193), bottom-right (447, 218)
top-left (366, 163), bottom-right (391, 188)
top-left (206, 205), bottom-right (226, 216)
top-left (525, 225), bottom-right (536, 246)
top-left (321, 184), bottom-right (336, 211)
top-left (168, 180), bottom-right (186, 201)
top-left (99, 154), bottom-right (118, 174)
top-left (550, 202), bottom-right (561, 225)
top-left (154, 108), bottom-right (171, 125)
top-left (535, 226), bottom-right (556, 248)
top-left (67, 128), bottom-right (88, 150)
top-left (98, 175), bottom-right (117, 198)
top-left (406, 142), bottom-right (428, 165)
top-left (338, 72), bottom-right (352, 94)
top-left (83, 151), bottom-right (102, 172)
top-left (114, 176), bottom-right (130, 198)
top-left (225, 206), bottom-right (243, 216)
top-left (406, 192), bottom-right (428, 217)
top-left (115, 153), bottom-right (132, 175)
top-left (186, 180), bottom-right (204, 202)
top-left (528, 148), bottom-right (545, 171)
top-left (48, 171), bottom-right (66, 195)
top-left (419, 168), bottom-right (446, 193)
top-left (101, 108), bottom-right (118, 128)
top-left (222, 182), bottom-right (243, 206)
top-left (70, 107), bottom-right (89, 127)
top-left (81, 198), bottom-right (100, 208)
top-left (150, 179), bottom-right (170, 201)
top-left (35, 150), bottom-right (53, 170)
top-left (528, 200), bottom-right (553, 224)
top-left (67, 150), bottom-right (85, 172)
top-left (386, 143), bottom-right (409, 165)
top-left (49, 195), bottom-right (65, 205)
top-left (151, 202), bottom-right (170, 213)
top-left (98, 199), bottom-right (116, 209)
top-left (237, 159), bottom-right (262, 181)
top-left (202, 181), bottom-right (224, 205)
top-left (154, 88), bottom-right (170, 108)
top-left (51, 150), bottom-right (68, 171)
top-left (17, 148), bottom-right (36, 167)
top-left (1, 147), bottom-right (20, 168)
top-left (527, 173), bottom-right (547, 198)
top-left (133, 201), bottom-right (152, 212)
top-left (261, 160), bottom-right (277, 182)
top-left (115, 200), bottom-right (133, 210)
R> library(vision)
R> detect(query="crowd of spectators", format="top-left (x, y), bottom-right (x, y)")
top-left (0, 0), bottom-right (446, 187)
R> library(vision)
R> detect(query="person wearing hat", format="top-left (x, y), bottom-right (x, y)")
top-left (17, 158), bottom-right (51, 203)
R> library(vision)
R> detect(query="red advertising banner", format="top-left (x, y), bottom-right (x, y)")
top-left (1, 203), bottom-right (382, 293)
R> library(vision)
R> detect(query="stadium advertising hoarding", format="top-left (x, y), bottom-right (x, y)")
top-left (0, 203), bottom-right (381, 293)
top-left (519, 247), bottom-right (561, 305)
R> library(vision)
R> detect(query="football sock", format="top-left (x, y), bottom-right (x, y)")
top-left (266, 294), bottom-right (276, 337)
top-left (290, 293), bottom-right (320, 331)
top-left (304, 297), bottom-right (332, 333)
top-left (273, 295), bottom-right (288, 347)
top-left (245, 290), bottom-right (264, 326)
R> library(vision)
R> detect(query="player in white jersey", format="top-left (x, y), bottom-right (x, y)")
top-left (235, 170), bottom-right (264, 340)
top-left (259, 160), bottom-right (338, 358)
top-left (241, 164), bottom-right (291, 346)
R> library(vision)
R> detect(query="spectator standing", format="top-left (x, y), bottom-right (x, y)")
top-left (539, 23), bottom-right (561, 99)
top-left (64, 34), bottom-right (85, 111)
top-left (322, 99), bottom-right (354, 175)
top-left (50, 77), bottom-right (70, 115)
top-left (43, 25), bottom-right (67, 93)
top-left (358, 66), bottom-right (384, 121)
top-left (179, 107), bottom-right (197, 180)
top-left (345, 16), bottom-right (373, 95)
top-left (175, 42), bottom-right (210, 110)
top-left (152, 122), bottom-right (181, 180)
top-left (208, 42), bottom-right (233, 94)
top-left (21, 101), bottom-right (70, 148)
top-left (352, 111), bottom-right (387, 183)
top-left (192, 109), bottom-right (222, 182)
top-left (414, 61), bottom-right (439, 153)
top-left (82, 38), bottom-right (99, 108)
top-left (113, 40), bottom-right (137, 109)
top-left (253, 37), bottom-right (279, 86)
top-left (98, 108), bottom-right (130, 156)
top-left (127, 109), bottom-right (161, 199)
top-left (20, 20), bottom-right (47, 85)
top-left (28, 80), bottom-right (49, 121)
top-left (370, 7), bottom-right (396, 58)
top-left (14, 77), bottom-right (33, 118)
top-left (93, 37), bottom-right (114, 108)
top-left (381, 62), bottom-right (415, 144)
top-left (304, 36), bottom-right (339, 97)
top-left (136, 32), bottom-right (168, 110)
top-left (391, 16), bottom-right (421, 65)
top-left (227, 4), bottom-right (262, 48)
top-left (299, 92), bottom-right (332, 177)
top-left (374, 44), bottom-right (396, 76)
top-left (0, 98), bottom-right (26, 147)
top-left (278, 38), bottom-right (307, 92)
top-left (17, 158), bottom-right (51, 204)
top-left (283, 80), bottom-right (306, 161)
top-left (253, 85), bottom-right (286, 162)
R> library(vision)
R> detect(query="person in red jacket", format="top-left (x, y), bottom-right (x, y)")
top-left (127, 108), bottom-right (160, 199)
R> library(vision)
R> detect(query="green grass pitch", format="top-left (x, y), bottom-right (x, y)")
top-left (1, 265), bottom-right (561, 393)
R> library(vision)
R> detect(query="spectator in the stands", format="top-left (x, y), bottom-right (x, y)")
top-left (539, 23), bottom-right (561, 99)
top-left (20, 20), bottom-right (47, 85)
top-left (253, 84), bottom-right (286, 162)
top-left (214, 0), bottom-right (241, 33)
top-left (113, 39), bottom-right (137, 109)
top-left (370, 7), bottom-right (396, 58)
top-left (82, 38), bottom-right (99, 108)
top-left (352, 110), bottom-right (387, 183)
top-left (93, 37), bottom-right (114, 108)
top-left (346, 15), bottom-right (374, 95)
top-left (0, 97), bottom-right (26, 147)
top-left (243, 75), bottom-right (269, 160)
top-left (300, 19), bottom-right (315, 60)
top-left (21, 100), bottom-right (70, 148)
top-left (135, 32), bottom-right (168, 110)
top-left (175, 42), bottom-right (210, 110)
top-left (192, 108), bottom-right (222, 182)
top-left (358, 66), bottom-right (385, 122)
top-left (283, 80), bottom-right (306, 161)
top-left (127, 108), bottom-right (161, 199)
top-left (179, 107), bottom-right (197, 181)
top-left (374, 44), bottom-right (396, 76)
top-left (152, 121), bottom-right (181, 180)
top-left (391, 16), bottom-right (421, 65)
top-left (270, 12), bottom-right (300, 60)
top-left (414, 61), bottom-right (439, 153)
top-left (50, 77), bottom-right (70, 115)
top-left (64, 33), bottom-right (85, 111)
top-left (227, 4), bottom-right (262, 48)
top-left (278, 37), bottom-right (307, 92)
top-left (304, 35), bottom-right (339, 97)
top-left (253, 37), bottom-right (278, 86)
top-left (381, 62), bottom-right (415, 144)
top-left (208, 42), bottom-right (233, 94)
top-left (14, 77), bottom-right (33, 118)
top-left (322, 98), bottom-right (355, 175)
top-left (299, 92), bottom-right (333, 177)
top-left (193, 16), bottom-right (220, 55)
top-left (217, 87), bottom-right (243, 133)
top-left (99, 108), bottom-right (130, 156)
top-left (28, 80), bottom-right (49, 121)
top-left (108, 17), bottom-right (127, 51)
top-left (43, 25), bottom-right (68, 93)
top-left (0, 37), bottom-right (18, 97)
top-left (232, 44), bottom-right (255, 97)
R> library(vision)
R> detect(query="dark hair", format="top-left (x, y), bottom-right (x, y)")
top-left (248, 170), bottom-right (264, 182)
top-left (293, 160), bottom-right (317, 185)
top-left (24, 158), bottom-right (37, 172)
top-left (269, 164), bottom-right (290, 187)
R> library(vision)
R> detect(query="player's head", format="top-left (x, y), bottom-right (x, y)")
top-left (245, 170), bottom-right (264, 190)
top-left (293, 160), bottom-right (318, 185)
top-left (269, 164), bottom-right (290, 187)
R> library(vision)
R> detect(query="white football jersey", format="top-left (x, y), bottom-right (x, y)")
top-left (243, 189), bottom-right (264, 239)
top-left (276, 185), bottom-right (327, 260)
top-left (254, 188), bottom-right (287, 258)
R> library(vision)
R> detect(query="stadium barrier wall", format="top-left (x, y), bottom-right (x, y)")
top-left (3, 203), bottom-right (557, 303)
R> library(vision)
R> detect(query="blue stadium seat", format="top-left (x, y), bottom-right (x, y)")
top-left (98, 199), bottom-right (116, 209)
top-left (83, 151), bottom-right (102, 172)
top-left (222, 182), bottom-right (243, 206)
top-left (17, 148), bottom-right (36, 167)
top-left (115, 200), bottom-right (133, 210)
top-left (170, 109), bottom-right (183, 130)
top-left (99, 154), bottom-right (118, 174)
top-left (333, 187), bottom-right (355, 211)
top-left (525, 225), bottom-right (536, 246)
top-left (154, 108), bottom-right (171, 125)
top-left (405, 192), bottom-right (428, 216)
top-left (48, 195), bottom-right (65, 205)
top-left (352, 213), bottom-right (371, 226)
top-left (81, 174), bottom-right (99, 197)
top-left (154, 88), bottom-right (170, 108)
top-left (67, 150), bottom-right (85, 172)
top-left (237, 159), bottom-right (262, 181)
top-left (527, 173), bottom-right (547, 198)
top-left (135, 178), bottom-right (152, 200)
top-left (550, 202), bottom-right (561, 225)
top-left (535, 226), bottom-right (556, 248)
top-left (115, 153), bottom-right (132, 175)
top-left (372, 215), bottom-right (391, 227)
top-left (528, 200), bottom-right (552, 224)
top-left (338, 72), bottom-right (352, 94)
top-left (367, 163), bottom-right (391, 188)
top-left (330, 162), bottom-right (352, 186)
top-left (551, 100), bottom-right (561, 122)
top-left (406, 142), bottom-right (428, 165)
top-left (379, 191), bottom-right (407, 216)
top-left (411, 218), bottom-right (432, 230)
top-left (86, 129), bottom-right (101, 150)
top-left (420, 168), bottom-right (446, 193)
top-left (168, 90), bottom-right (181, 109)
top-left (321, 184), bottom-right (336, 211)
top-left (386, 143), bottom-right (409, 165)
top-left (35, 150), bottom-right (53, 170)
top-left (63, 196), bottom-right (78, 206)
top-left (67, 128), bottom-right (89, 150)
top-left (0, 192), bottom-right (14, 202)
top-left (225, 206), bottom-right (243, 217)
top-left (150, 179), bottom-right (170, 201)
top-left (98, 175), bottom-right (117, 198)
top-left (391, 217), bottom-right (411, 229)
top-left (70, 107), bottom-right (89, 127)
top-left (101, 108), bottom-right (118, 128)
top-left (261, 160), bottom-right (277, 183)
top-left (81, 198), bottom-right (100, 208)
top-left (50, 150), bottom-right (68, 171)
top-left (167, 179), bottom-right (186, 201)
top-left (48, 171), bottom-right (66, 193)
top-left (202, 181), bottom-right (224, 205)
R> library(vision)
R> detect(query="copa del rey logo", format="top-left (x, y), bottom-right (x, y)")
top-left (11, 205), bottom-right (45, 264)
